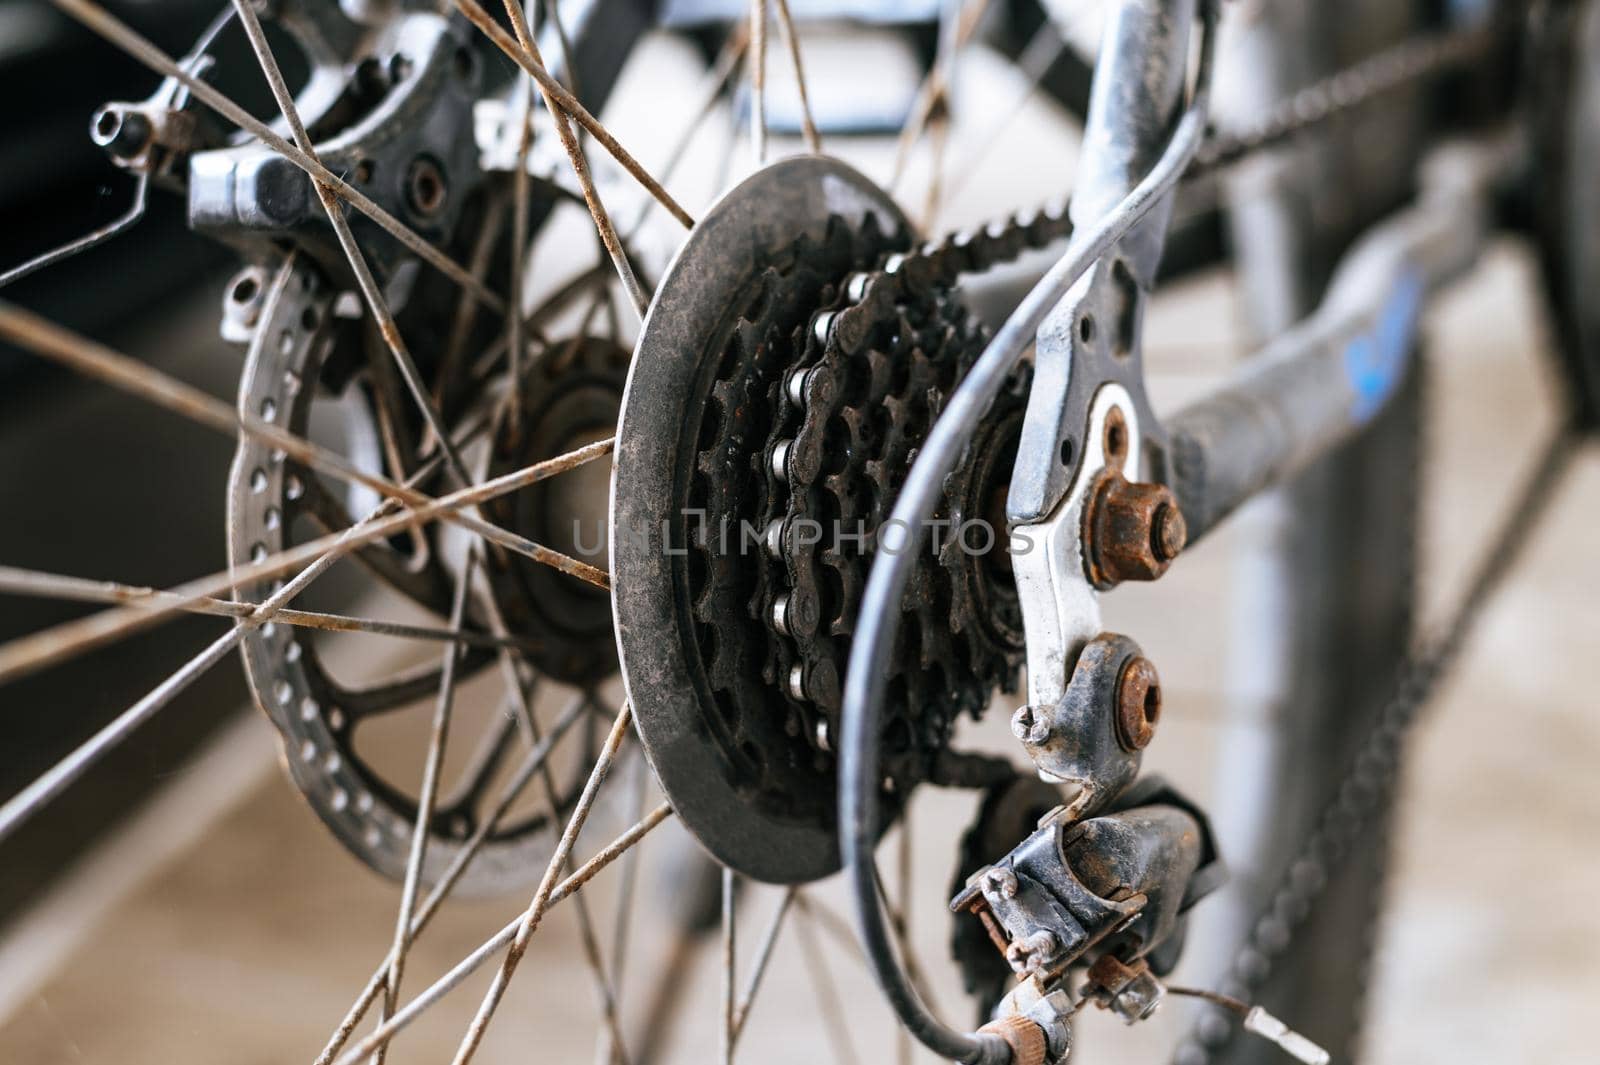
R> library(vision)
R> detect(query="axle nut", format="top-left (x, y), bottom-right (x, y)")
top-left (1114, 656), bottom-right (1161, 752)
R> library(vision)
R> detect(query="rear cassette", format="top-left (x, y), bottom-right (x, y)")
top-left (612, 157), bottom-right (1024, 883)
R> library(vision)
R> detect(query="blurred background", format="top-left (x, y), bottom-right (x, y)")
top-left (1, 1), bottom-right (1597, 1063)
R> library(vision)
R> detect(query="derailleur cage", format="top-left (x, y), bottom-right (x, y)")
top-left (952, 778), bottom-right (1223, 1045)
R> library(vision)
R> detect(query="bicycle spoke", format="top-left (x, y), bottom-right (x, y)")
top-left (622, 27), bottom-right (749, 242)
top-left (449, 701), bottom-right (634, 1065)
top-left (0, 628), bottom-right (236, 845)
top-left (596, 750), bottom-right (650, 1065)
top-left (0, 435), bottom-right (612, 686)
top-left (0, 565), bottom-right (530, 652)
top-left (332, 787), bottom-right (669, 1065)
top-left (471, 568), bottom-right (633, 1060)
top-left (48, 0), bottom-right (505, 314)
top-left (453, 0), bottom-right (695, 230)
top-left (496, 0), bottom-right (648, 319)
top-left (315, 692), bottom-right (592, 1065)
top-left (889, 0), bottom-right (993, 193)
top-left (748, 0), bottom-right (769, 167)
top-left (374, 552), bottom-right (476, 1065)
top-left (507, 85), bottom-right (536, 432)
top-left (771, 0), bottom-right (821, 154)
top-left (793, 897), bottom-right (862, 1065)
top-left (721, 867), bottom-right (737, 1064)
top-left (731, 888), bottom-right (797, 1043)
top-left (0, 304), bottom-right (609, 598)
top-left (0, 489), bottom-right (412, 839)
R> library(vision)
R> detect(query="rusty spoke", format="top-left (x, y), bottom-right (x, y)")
top-left (771, 0), bottom-right (821, 154)
top-left (0, 426), bottom-right (612, 688)
top-left (331, 786), bottom-right (671, 1065)
top-left (0, 303), bottom-right (609, 622)
top-left (748, 0), bottom-right (769, 167)
top-left (315, 693), bottom-right (593, 1065)
top-left (0, 565), bottom-right (535, 652)
top-left (454, 0), bottom-right (695, 231)
top-left (0, 489), bottom-right (413, 841)
top-left (374, 553), bottom-right (477, 1065)
top-left (497, 0), bottom-right (647, 319)
top-left (446, 701), bottom-right (633, 1065)
top-left (889, 0), bottom-right (995, 194)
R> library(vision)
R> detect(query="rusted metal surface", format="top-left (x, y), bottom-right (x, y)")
top-left (1081, 409), bottom-right (1187, 588)
top-left (976, 1014), bottom-right (1047, 1065)
top-left (1113, 655), bottom-right (1161, 752)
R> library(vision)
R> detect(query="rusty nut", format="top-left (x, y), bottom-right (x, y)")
top-left (1083, 472), bottom-right (1187, 587)
top-left (1114, 655), bottom-right (1161, 752)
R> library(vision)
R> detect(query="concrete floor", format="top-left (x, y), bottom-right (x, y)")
top-left (2, 28), bottom-right (1598, 1065)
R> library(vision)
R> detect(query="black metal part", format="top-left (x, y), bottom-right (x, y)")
top-left (485, 336), bottom-right (629, 685)
top-left (1011, 632), bottom-right (1145, 816)
top-left (614, 155), bottom-right (1028, 884)
top-left (613, 157), bottom-right (913, 885)
top-left (950, 784), bottom-right (1218, 984)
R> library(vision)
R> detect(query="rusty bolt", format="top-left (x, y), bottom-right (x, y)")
top-left (1083, 471), bottom-right (1186, 587)
top-left (1153, 502), bottom-right (1187, 562)
top-left (1114, 656), bottom-right (1161, 751)
top-left (977, 1015), bottom-right (1048, 1065)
